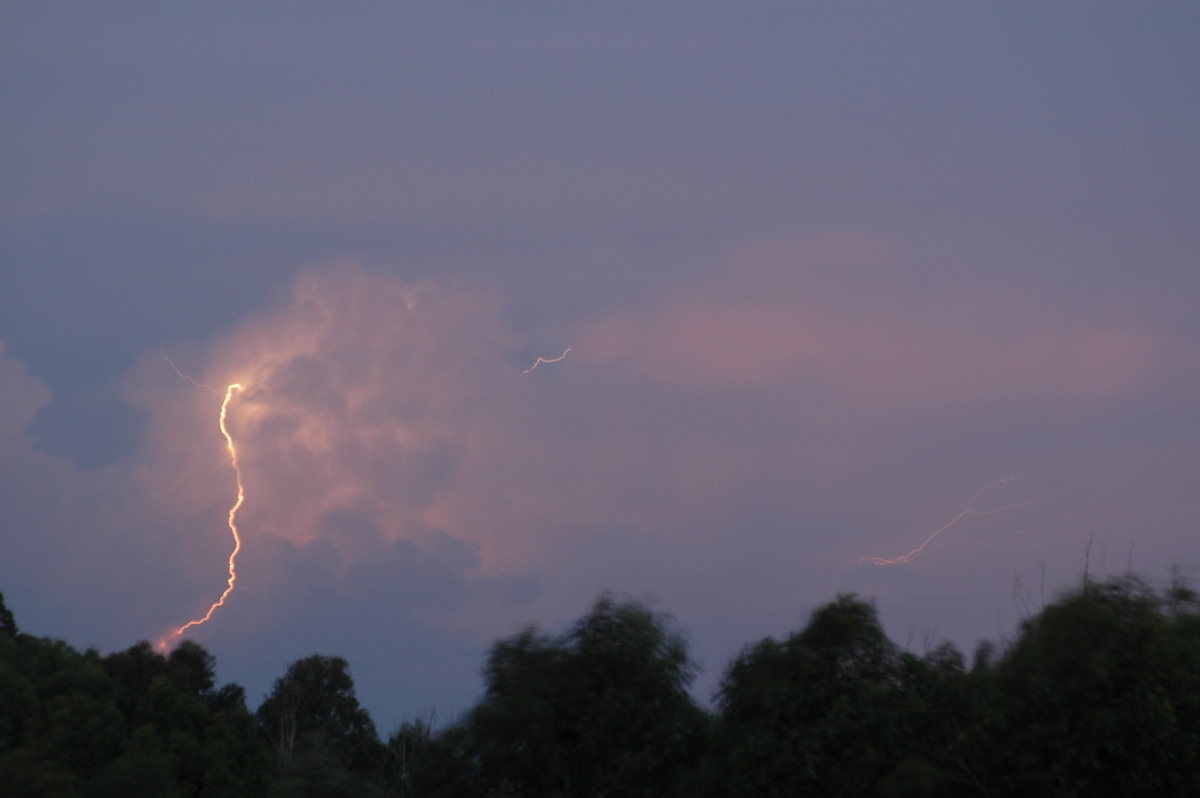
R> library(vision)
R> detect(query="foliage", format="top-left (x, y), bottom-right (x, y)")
top-left (0, 629), bottom-right (271, 797)
top-left (700, 578), bottom-right (1200, 797)
top-left (408, 594), bottom-right (706, 797)
top-left (257, 653), bottom-right (386, 795)
top-left (0, 591), bottom-right (17, 637)
top-left (2, 572), bottom-right (1198, 797)
top-left (708, 594), bottom-right (945, 796)
top-left (979, 575), bottom-right (1200, 797)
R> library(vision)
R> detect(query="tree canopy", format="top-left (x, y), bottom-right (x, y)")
top-left (2, 575), bottom-right (1198, 796)
top-left (258, 653), bottom-right (386, 795)
top-left (457, 594), bottom-right (705, 797)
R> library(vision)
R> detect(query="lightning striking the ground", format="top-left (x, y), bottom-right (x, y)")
top-left (159, 382), bottom-right (246, 649)
top-left (522, 347), bottom-right (571, 374)
top-left (860, 477), bottom-right (1046, 566)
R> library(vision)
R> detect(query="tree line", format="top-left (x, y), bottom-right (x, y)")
top-left (2, 572), bottom-right (1198, 796)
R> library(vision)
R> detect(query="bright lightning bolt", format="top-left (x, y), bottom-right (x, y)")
top-left (522, 347), bottom-right (571, 374)
top-left (859, 477), bottom-right (1045, 566)
top-left (159, 383), bottom-right (245, 650)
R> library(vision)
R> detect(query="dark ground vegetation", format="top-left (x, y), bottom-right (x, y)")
top-left (3, 572), bottom-right (1198, 797)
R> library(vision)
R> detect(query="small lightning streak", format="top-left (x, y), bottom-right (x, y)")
top-left (159, 383), bottom-right (245, 649)
top-left (522, 347), bottom-right (571, 374)
top-left (161, 350), bottom-right (214, 391)
top-left (859, 477), bottom-right (1045, 566)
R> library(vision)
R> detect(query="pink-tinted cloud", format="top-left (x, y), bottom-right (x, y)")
top-left (579, 232), bottom-right (1179, 409)
top-left (0, 341), bottom-right (51, 438)
top-left (123, 265), bottom-right (528, 591)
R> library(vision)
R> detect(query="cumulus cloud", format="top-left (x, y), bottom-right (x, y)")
top-left (117, 266), bottom-right (546, 628)
top-left (0, 343), bottom-right (170, 640)
top-left (0, 341), bottom-right (52, 439)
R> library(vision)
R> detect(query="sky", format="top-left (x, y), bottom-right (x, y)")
top-left (2, 2), bottom-right (1198, 729)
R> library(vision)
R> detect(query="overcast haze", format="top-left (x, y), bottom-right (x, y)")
top-left (3, 2), bottom-right (1198, 728)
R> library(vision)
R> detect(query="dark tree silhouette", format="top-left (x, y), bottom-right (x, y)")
top-left (981, 575), bottom-right (1200, 797)
top-left (415, 594), bottom-right (706, 797)
top-left (4, 569), bottom-right (1199, 797)
top-left (0, 592), bottom-right (17, 637)
top-left (710, 594), bottom-right (949, 797)
top-left (257, 653), bottom-right (385, 794)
